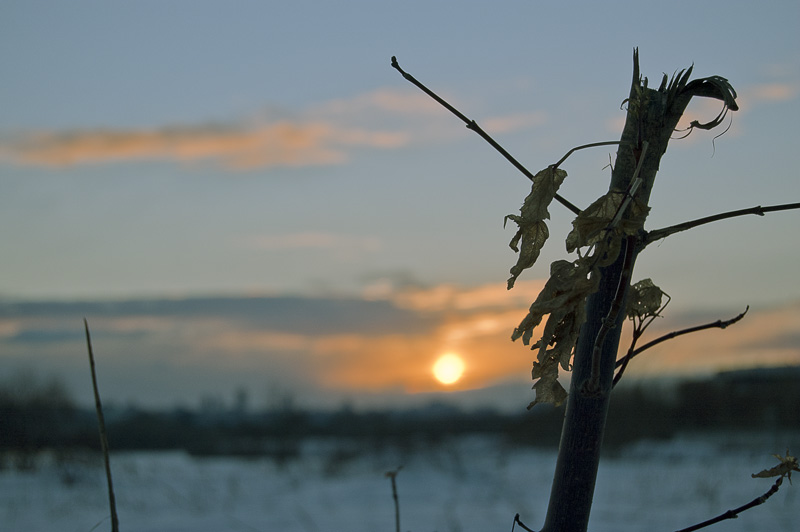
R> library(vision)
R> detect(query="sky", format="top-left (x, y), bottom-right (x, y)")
top-left (1, 1), bottom-right (798, 411)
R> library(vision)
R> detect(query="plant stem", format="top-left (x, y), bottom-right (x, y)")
top-left (614, 306), bottom-right (748, 370)
top-left (386, 467), bottom-right (402, 532)
top-left (644, 203), bottom-right (800, 245)
top-left (84, 319), bottom-right (119, 532)
top-left (674, 476), bottom-right (784, 532)
top-left (390, 56), bottom-right (582, 215)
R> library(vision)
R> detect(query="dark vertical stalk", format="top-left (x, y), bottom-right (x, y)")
top-left (541, 238), bottom-right (637, 531)
top-left (85, 318), bottom-right (120, 532)
top-left (386, 467), bottom-right (402, 532)
top-left (540, 50), bottom-right (703, 532)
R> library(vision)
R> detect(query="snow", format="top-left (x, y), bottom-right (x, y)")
top-left (2, 434), bottom-right (797, 532)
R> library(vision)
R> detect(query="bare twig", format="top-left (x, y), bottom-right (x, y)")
top-left (512, 513), bottom-right (537, 532)
top-left (612, 290), bottom-right (671, 388)
top-left (390, 56), bottom-right (582, 216)
top-left (614, 306), bottom-right (749, 370)
top-left (644, 202), bottom-right (800, 245)
top-left (385, 467), bottom-right (403, 532)
top-left (84, 318), bottom-right (119, 532)
top-left (674, 475), bottom-right (785, 532)
top-left (551, 141), bottom-right (622, 170)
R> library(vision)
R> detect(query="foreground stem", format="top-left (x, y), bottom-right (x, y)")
top-left (85, 319), bottom-right (119, 532)
top-left (541, 49), bottom-right (734, 532)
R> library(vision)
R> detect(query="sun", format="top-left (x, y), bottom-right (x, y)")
top-left (432, 353), bottom-right (465, 385)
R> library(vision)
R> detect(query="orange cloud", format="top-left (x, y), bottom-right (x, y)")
top-left (2, 86), bottom-right (541, 170)
top-left (743, 82), bottom-right (799, 103)
top-left (3, 285), bottom-right (796, 408)
top-left (0, 120), bottom-right (408, 170)
top-left (385, 279), bottom-right (546, 312)
top-left (306, 290), bottom-right (800, 396)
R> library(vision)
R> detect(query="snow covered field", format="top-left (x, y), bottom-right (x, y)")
top-left (2, 433), bottom-right (797, 532)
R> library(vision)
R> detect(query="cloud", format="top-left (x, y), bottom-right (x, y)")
top-left (383, 279), bottom-right (546, 312)
top-left (2, 288), bottom-right (797, 409)
top-left (743, 82), bottom-right (799, 103)
top-left (0, 120), bottom-right (409, 170)
top-left (0, 86), bottom-right (537, 170)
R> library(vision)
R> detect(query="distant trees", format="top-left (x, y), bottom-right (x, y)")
top-left (0, 370), bottom-right (77, 465)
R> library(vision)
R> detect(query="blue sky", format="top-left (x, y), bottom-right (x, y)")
top-left (1, 1), bottom-right (798, 409)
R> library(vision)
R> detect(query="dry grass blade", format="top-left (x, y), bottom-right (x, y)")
top-left (85, 318), bottom-right (120, 532)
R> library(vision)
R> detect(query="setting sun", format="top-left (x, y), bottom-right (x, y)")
top-left (432, 353), bottom-right (465, 385)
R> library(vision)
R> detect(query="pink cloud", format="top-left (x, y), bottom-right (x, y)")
top-left (0, 120), bottom-right (408, 170)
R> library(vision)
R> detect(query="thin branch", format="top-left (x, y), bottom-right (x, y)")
top-left (84, 318), bottom-right (120, 532)
top-left (674, 476), bottom-right (784, 532)
top-left (512, 513), bottom-right (536, 532)
top-left (386, 467), bottom-right (403, 532)
top-left (612, 325), bottom-right (641, 389)
top-left (551, 141), bottom-right (622, 170)
top-left (644, 203), bottom-right (800, 245)
top-left (613, 291), bottom-right (671, 388)
top-left (614, 306), bottom-right (749, 370)
top-left (391, 56), bottom-right (582, 216)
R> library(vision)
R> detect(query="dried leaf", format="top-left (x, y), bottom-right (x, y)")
top-left (514, 259), bottom-right (599, 407)
top-left (752, 452), bottom-right (799, 483)
top-left (528, 358), bottom-right (568, 408)
top-left (565, 192), bottom-right (623, 253)
top-left (512, 260), bottom-right (596, 346)
top-left (683, 75), bottom-right (739, 130)
top-left (565, 191), bottom-right (649, 254)
top-left (506, 220), bottom-right (548, 289)
top-left (505, 167), bottom-right (567, 288)
top-left (522, 166), bottom-right (568, 221)
top-left (626, 278), bottom-right (663, 320)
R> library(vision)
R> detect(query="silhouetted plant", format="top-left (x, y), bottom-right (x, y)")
top-left (393, 49), bottom-right (800, 532)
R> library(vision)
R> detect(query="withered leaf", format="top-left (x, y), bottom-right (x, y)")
top-left (565, 191), bottom-right (649, 253)
top-left (506, 219), bottom-right (548, 289)
top-left (522, 166), bottom-right (568, 221)
top-left (512, 260), bottom-right (596, 347)
top-left (626, 278), bottom-right (664, 320)
top-left (528, 358), bottom-right (568, 408)
top-left (505, 167), bottom-right (567, 288)
top-left (752, 452), bottom-right (799, 483)
top-left (514, 259), bottom-right (599, 407)
top-left (566, 191), bottom-right (623, 253)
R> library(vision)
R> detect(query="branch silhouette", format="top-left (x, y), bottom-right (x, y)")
top-left (613, 306), bottom-right (749, 372)
top-left (644, 202), bottom-right (800, 245)
top-left (391, 56), bottom-right (583, 215)
top-left (674, 475), bottom-right (787, 532)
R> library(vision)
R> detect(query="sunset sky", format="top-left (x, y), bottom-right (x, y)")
top-left (1, 1), bottom-right (798, 411)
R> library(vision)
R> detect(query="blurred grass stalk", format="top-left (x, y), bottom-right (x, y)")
top-left (84, 318), bottom-right (120, 532)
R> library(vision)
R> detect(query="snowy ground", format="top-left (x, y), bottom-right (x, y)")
top-left (2, 433), bottom-right (797, 532)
